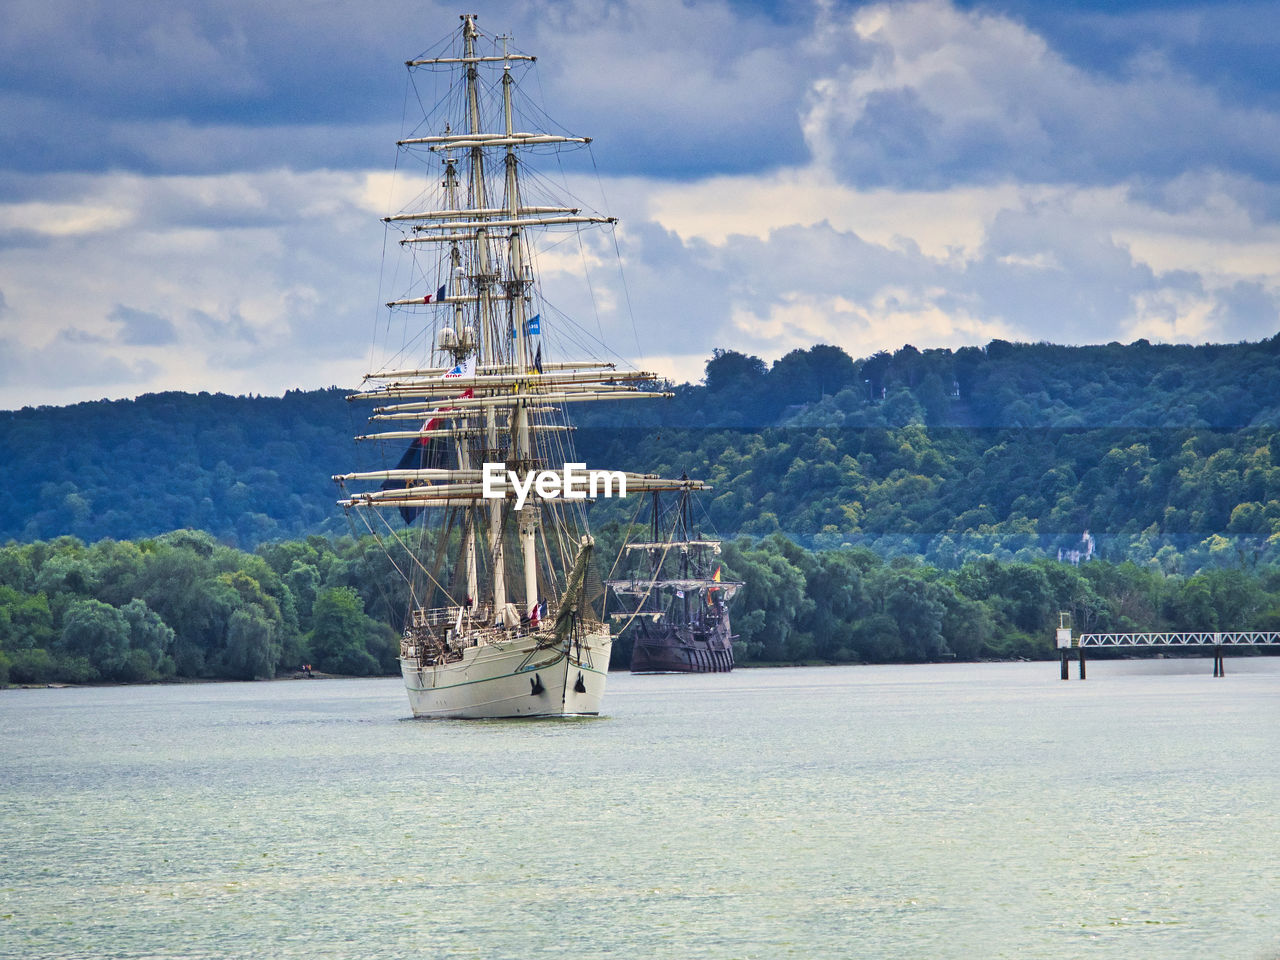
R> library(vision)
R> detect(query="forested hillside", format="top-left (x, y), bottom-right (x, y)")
top-left (1, 388), bottom-right (354, 546)
top-left (578, 424), bottom-right (1280, 571)
top-left (4, 336), bottom-right (1280, 567)
top-left (574, 335), bottom-right (1280, 430)
top-left (7, 336), bottom-right (1280, 684)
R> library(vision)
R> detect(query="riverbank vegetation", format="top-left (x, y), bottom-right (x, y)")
top-left (0, 531), bottom-right (398, 685)
top-left (3, 530), bottom-right (1279, 685)
top-left (6, 336), bottom-right (1280, 683)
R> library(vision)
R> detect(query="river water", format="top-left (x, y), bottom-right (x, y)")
top-left (2, 660), bottom-right (1277, 959)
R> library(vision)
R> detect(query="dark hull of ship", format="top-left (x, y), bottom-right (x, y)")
top-left (629, 621), bottom-right (734, 674)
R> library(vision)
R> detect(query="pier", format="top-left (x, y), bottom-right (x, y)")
top-left (1055, 617), bottom-right (1280, 678)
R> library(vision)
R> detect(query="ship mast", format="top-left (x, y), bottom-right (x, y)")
top-left (459, 14), bottom-right (509, 618)
top-left (339, 14), bottom-right (707, 630)
top-left (440, 151), bottom-right (480, 607)
top-left (500, 35), bottom-right (542, 622)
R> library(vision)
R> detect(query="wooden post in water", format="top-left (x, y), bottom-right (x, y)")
top-left (1212, 645), bottom-right (1225, 677)
top-left (1078, 647), bottom-right (1086, 680)
top-left (1056, 613), bottom-right (1074, 680)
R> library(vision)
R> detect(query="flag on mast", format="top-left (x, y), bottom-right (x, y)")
top-left (381, 388), bottom-right (473, 523)
top-left (412, 284), bottom-right (447, 304)
top-left (442, 355), bottom-right (474, 379)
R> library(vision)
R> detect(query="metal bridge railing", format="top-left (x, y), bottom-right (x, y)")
top-left (1053, 616), bottom-right (1278, 679)
top-left (1073, 631), bottom-right (1280, 648)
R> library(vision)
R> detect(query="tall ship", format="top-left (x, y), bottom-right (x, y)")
top-left (607, 488), bottom-right (742, 673)
top-left (335, 15), bottom-right (700, 718)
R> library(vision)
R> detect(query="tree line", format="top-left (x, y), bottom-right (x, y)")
top-left (597, 526), bottom-right (1280, 668)
top-left (0, 531), bottom-right (398, 686)
top-left (5, 528), bottom-right (1279, 686)
top-left (6, 335), bottom-right (1280, 684)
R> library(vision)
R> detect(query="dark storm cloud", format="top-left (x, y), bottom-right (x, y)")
top-left (805, 0), bottom-right (1280, 192)
top-left (0, 0), bottom-right (811, 181)
top-left (972, 1), bottom-right (1280, 112)
top-left (4, 0), bottom-right (1280, 408)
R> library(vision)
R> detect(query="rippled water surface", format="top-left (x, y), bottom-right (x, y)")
top-left (3, 660), bottom-right (1278, 959)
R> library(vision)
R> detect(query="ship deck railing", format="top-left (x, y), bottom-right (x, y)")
top-left (407, 604), bottom-right (557, 642)
top-left (410, 604), bottom-right (494, 629)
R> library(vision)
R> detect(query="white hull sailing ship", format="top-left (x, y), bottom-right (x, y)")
top-left (335, 15), bottom-right (701, 718)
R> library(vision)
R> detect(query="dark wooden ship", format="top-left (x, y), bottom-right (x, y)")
top-left (607, 487), bottom-right (742, 673)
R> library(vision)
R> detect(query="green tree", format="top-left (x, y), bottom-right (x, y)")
top-left (222, 608), bottom-right (278, 680)
top-left (0, 585), bottom-right (54, 652)
top-left (719, 536), bottom-right (810, 662)
top-left (884, 572), bottom-right (948, 660)
top-left (120, 598), bottom-right (176, 679)
top-left (309, 586), bottom-right (390, 676)
top-left (59, 598), bottom-right (130, 680)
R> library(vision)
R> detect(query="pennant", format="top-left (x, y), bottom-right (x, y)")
top-left (713, 566), bottom-right (722, 582)
top-left (533, 344), bottom-right (543, 375)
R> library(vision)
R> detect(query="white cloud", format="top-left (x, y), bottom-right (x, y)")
top-left (0, 200), bottom-right (134, 237)
top-left (644, 168), bottom-right (1027, 257)
top-left (728, 289), bottom-right (1015, 362)
top-left (3, 0), bottom-right (1280, 410)
top-left (1126, 289), bottom-right (1217, 343)
top-left (0, 169), bottom-right (380, 407)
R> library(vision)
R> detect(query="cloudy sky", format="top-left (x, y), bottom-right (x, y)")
top-left (2, 0), bottom-right (1278, 409)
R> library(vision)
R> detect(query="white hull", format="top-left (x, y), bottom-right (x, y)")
top-left (400, 627), bottom-right (612, 719)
